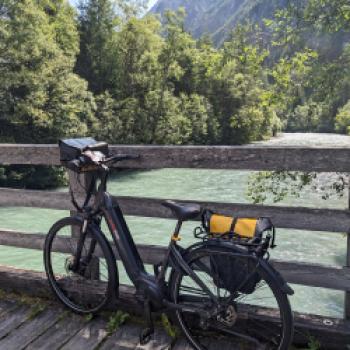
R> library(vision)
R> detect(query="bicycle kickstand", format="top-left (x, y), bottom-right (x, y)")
top-left (139, 298), bottom-right (154, 345)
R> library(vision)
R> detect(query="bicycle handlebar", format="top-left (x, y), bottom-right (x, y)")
top-left (102, 154), bottom-right (140, 165)
top-left (65, 153), bottom-right (140, 172)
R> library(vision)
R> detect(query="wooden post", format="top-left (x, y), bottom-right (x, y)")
top-left (68, 170), bottom-right (100, 280)
top-left (345, 232), bottom-right (350, 320)
top-left (345, 178), bottom-right (350, 320)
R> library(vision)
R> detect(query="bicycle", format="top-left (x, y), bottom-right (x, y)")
top-left (44, 138), bottom-right (294, 350)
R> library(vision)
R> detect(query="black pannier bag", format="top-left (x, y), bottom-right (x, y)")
top-left (210, 254), bottom-right (261, 295)
top-left (202, 209), bottom-right (274, 294)
top-left (59, 138), bottom-right (109, 172)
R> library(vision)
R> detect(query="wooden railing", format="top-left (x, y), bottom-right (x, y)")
top-left (0, 144), bottom-right (350, 347)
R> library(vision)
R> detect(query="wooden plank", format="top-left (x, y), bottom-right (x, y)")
top-left (0, 187), bottom-right (85, 211)
top-left (0, 305), bottom-right (30, 339)
top-left (345, 180), bottom-right (350, 320)
top-left (0, 308), bottom-right (61, 350)
top-left (25, 314), bottom-right (86, 350)
top-left (0, 265), bottom-right (140, 313)
top-left (2, 144), bottom-right (350, 172)
top-left (0, 300), bottom-right (20, 319)
top-left (174, 338), bottom-right (247, 350)
top-left (238, 304), bottom-right (350, 349)
top-left (60, 318), bottom-right (108, 350)
top-left (271, 261), bottom-right (350, 291)
top-left (345, 212), bottom-right (350, 319)
top-left (293, 310), bottom-right (350, 349)
top-left (1, 188), bottom-right (350, 233)
top-left (0, 144), bottom-right (59, 166)
top-left (0, 188), bottom-right (71, 210)
top-left (99, 324), bottom-right (142, 350)
top-left (172, 339), bottom-right (193, 350)
top-left (114, 196), bottom-right (350, 233)
top-left (0, 266), bottom-right (348, 349)
top-left (0, 231), bottom-right (349, 291)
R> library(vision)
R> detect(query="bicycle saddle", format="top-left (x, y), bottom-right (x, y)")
top-left (162, 200), bottom-right (201, 221)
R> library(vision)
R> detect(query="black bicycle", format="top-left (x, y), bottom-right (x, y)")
top-left (44, 138), bottom-right (294, 350)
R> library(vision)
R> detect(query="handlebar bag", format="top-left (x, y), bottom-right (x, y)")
top-left (202, 210), bottom-right (274, 294)
top-left (59, 138), bottom-right (109, 162)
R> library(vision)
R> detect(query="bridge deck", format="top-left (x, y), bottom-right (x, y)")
top-left (0, 297), bottom-right (182, 350)
top-left (0, 295), bottom-right (241, 350)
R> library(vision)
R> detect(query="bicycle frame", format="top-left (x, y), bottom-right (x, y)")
top-left (75, 169), bottom-right (219, 311)
top-left (73, 168), bottom-right (293, 314)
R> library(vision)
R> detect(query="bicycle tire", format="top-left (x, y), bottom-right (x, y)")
top-left (169, 246), bottom-right (293, 350)
top-left (44, 216), bottom-right (118, 314)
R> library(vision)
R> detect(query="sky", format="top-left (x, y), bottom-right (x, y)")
top-left (68, 0), bottom-right (158, 10)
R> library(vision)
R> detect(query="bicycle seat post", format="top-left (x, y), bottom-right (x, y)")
top-left (172, 220), bottom-right (183, 242)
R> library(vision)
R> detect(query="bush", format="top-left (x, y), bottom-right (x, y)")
top-left (335, 100), bottom-right (350, 134)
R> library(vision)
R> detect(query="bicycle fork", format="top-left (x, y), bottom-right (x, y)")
top-left (70, 219), bottom-right (97, 276)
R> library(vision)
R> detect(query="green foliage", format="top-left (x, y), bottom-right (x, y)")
top-left (28, 302), bottom-right (46, 320)
top-left (0, 0), bottom-right (94, 143)
top-left (2, 0), bottom-right (350, 192)
top-left (306, 336), bottom-right (321, 350)
top-left (160, 313), bottom-right (179, 339)
top-left (77, 3), bottom-right (276, 146)
top-left (267, 1), bottom-right (350, 132)
top-left (247, 171), bottom-right (347, 204)
top-left (0, 166), bottom-right (66, 189)
top-left (106, 310), bottom-right (130, 334)
top-left (0, 0), bottom-right (95, 188)
top-left (287, 101), bottom-right (325, 132)
top-left (335, 100), bottom-right (350, 134)
top-left (84, 313), bottom-right (94, 322)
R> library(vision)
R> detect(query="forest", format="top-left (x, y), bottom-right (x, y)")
top-left (0, 0), bottom-right (349, 188)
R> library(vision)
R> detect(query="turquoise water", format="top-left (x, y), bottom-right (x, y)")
top-left (0, 133), bottom-right (349, 318)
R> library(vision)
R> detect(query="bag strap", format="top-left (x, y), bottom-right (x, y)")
top-left (229, 217), bottom-right (238, 236)
top-left (202, 209), bottom-right (214, 232)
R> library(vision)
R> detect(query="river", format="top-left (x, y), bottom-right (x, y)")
top-left (0, 133), bottom-right (349, 318)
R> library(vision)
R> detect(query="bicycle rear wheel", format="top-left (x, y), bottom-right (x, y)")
top-left (44, 217), bottom-right (118, 314)
top-left (170, 247), bottom-right (293, 350)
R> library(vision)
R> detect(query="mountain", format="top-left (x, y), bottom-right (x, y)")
top-left (150, 0), bottom-right (287, 45)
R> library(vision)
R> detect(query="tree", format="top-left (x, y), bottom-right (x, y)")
top-left (76, 0), bottom-right (120, 94)
top-left (265, 0), bottom-right (350, 133)
top-left (204, 25), bottom-right (276, 144)
top-left (335, 100), bottom-right (350, 134)
top-left (0, 0), bottom-right (94, 188)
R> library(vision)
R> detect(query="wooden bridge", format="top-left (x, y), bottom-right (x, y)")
top-left (0, 144), bottom-right (350, 349)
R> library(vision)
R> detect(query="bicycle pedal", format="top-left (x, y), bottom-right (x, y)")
top-left (139, 327), bottom-right (154, 345)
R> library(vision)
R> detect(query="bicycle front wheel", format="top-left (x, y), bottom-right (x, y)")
top-left (44, 217), bottom-right (118, 314)
top-left (170, 247), bottom-right (293, 350)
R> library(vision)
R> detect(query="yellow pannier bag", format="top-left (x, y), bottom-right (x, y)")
top-left (202, 209), bottom-right (273, 240)
top-left (210, 214), bottom-right (257, 238)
